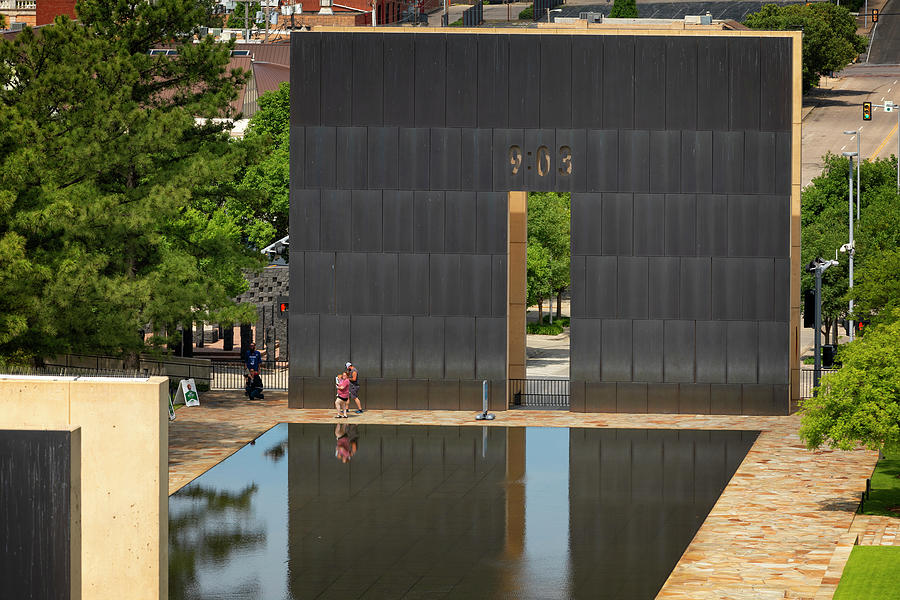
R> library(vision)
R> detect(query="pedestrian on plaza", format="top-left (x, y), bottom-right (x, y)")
top-left (346, 361), bottom-right (363, 414)
top-left (335, 371), bottom-right (350, 418)
top-left (245, 341), bottom-right (262, 376)
top-left (244, 369), bottom-right (264, 400)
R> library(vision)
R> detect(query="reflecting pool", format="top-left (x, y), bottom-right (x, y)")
top-left (170, 424), bottom-right (757, 600)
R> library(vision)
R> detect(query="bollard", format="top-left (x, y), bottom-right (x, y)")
top-left (866, 478), bottom-right (871, 500)
top-left (475, 379), bottom-right (495, 420)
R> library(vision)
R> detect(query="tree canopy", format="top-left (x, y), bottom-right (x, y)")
top-left (526, 193), bottom-right (570, 320)
top-left (608, 0), bottom-right (638, 19)
top-left (799, 311), bottom-right (900, 453)
top-left (0, 0), bottom-right (262, 364)
top-left (744, 3), bottom-right (867, 90)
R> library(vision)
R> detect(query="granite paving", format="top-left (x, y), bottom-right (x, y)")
top-left (169, 390), bottom-right (884, 599)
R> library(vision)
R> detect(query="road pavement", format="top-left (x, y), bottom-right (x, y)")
top-left (867, 0), bottom-right (900, 64)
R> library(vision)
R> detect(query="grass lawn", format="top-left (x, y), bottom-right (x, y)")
top-left (834, 546), bottom-right (900, 599)
top-left (861, 450), bottom-right (900, 517)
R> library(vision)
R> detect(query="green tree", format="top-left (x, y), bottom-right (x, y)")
top-left (226, 2), bottom-right (261, 28)
top-left (743, 3), bottom-right (867, 90)
top-left (526, 243), bottom-right (552, 325)
top-left (0, 4), bottom-right (260, 364)
top-left (608, 0), bottom-right (638, 18)
top-left (799, 311), bottom-right (900, 453)
top-left (527, 192), bottom-right (570, 321)
top-left (0, 14), bottom-right (6, 29)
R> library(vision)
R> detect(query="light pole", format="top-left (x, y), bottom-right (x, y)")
top-left (842, 150), bottom-right (857, 341)
top-left (808, 257), bottom-right (839, 393)
top-left (844, 130), bottom-right (860, 221)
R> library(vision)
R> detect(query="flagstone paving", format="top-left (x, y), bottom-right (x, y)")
top-left (168, 390), bottom-right (889, 599)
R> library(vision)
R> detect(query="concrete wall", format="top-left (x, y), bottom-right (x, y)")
top-left (0, 376), bottom-right (168, 600)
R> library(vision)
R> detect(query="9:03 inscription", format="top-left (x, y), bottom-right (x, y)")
top-left (509, 145), bottom-right (573, 177)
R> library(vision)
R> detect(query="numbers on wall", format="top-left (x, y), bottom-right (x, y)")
top-left (509, 145), bottom-right (523, 175)
top-left (508, 145), bottom-right (573, 177)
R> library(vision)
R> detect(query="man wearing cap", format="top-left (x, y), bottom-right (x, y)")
top-left (346, 361), bottom-right (363, 414)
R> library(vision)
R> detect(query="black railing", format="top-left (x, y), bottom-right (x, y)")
top-left (0, 365), bottom-right (148, 379)
top-left (800, 368), bottom-right (839, 399)
top-left (210, 360), bottom-right (288, 391)
top-left (509, 378), bottom-right (569, 408)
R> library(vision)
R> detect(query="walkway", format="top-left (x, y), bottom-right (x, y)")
top-left (169, 391), bottom-right (884, 599)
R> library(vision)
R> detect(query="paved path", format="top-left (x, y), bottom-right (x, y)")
top-left (867, 0), bottom-right (900, 65)
top-left (170, 391), bottom-right (880, 599)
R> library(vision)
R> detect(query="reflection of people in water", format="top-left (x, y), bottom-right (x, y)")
top-left (334, 423), bottom-right (359, 463)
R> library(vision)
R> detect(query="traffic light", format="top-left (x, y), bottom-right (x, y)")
top-left (863, 101), bottom-right (872, 121)
top-left (279, 302), bottom-right (288, 313)
top-left (872, 8), bottom-right (878, 22)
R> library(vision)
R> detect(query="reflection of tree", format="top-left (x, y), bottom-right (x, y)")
top-left (169, 484), bottom-right (264, 599)
top-left (264, 441), bottom-right (288, 463)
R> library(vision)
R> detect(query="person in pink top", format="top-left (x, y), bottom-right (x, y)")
top-left (334, 371), bottom-right (350, 418)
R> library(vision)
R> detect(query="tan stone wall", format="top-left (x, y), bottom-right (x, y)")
top-left (508, 191), bottom-right (527, 386)
top-left (0, 376), bottom-right (168, 600)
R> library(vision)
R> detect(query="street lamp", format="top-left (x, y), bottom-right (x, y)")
top-left (844, 131), bottom-right (861, 221)
top-left (807, 257), bottom-right (839, 393)
top-left (547, 7), bottom-right (561, 22)
top-left (842, 150), bottom-right (857, 341)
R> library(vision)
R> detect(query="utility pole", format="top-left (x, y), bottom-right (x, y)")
top-left (842, 151), bottom-right (857, 340)
top-left (809, 258), bottom-right (839, 394)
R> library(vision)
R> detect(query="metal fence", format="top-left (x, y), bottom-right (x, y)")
top-left (800, 368), bottom-right (840, 399)
top-left (210, 360), bottom-right (289, 391)
top-left (509, 378), bottom-right (570, 409)
top-left (462, 1), bottom-right (483, 26)
top-left (0, 365), bottom-right (148, 379)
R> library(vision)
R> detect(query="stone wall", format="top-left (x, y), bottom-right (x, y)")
top-left (236, 265), bottom-right (289, 360)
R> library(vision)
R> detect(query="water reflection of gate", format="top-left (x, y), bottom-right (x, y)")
top-left (509, 378), bottom-right (570, 408)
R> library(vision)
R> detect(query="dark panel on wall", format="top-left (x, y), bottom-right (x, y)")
top-left (430, 128), bottom-right (462, 191)
top-left (475, 317), bottom-right (506, 380)
top-left (743, 131), bottom-right (776, 195)
top-left (476, 192), bottom-right (508, 255)
top-left (666, 37), bottom-right (698, 130)
top-left (743, 384), bottom-right (777, 416)
top-left (351, 190), bottom-right (382, 253)
top-left (540, 35), bottom-right (573, 129)
top-left (758, 195), bottom-right (790, 258)
top-left (585, 256), bottom-right (617, 319)
top-left (774, 258), bottom-right (790, 322)
top-left (414, 316), bottom-right (444, 379)
top-left (305, 252), bottom-right (335, 315)
top-left (446, 34), bottom-right (478, 128)
top-left (491, 255), bottom-right (508, 316)
top-left (414, 33), bottom-right (446, 127)
top-left (1, 430), bottom-right (76, 600)
top-left (679, 384), bottom-right (711, 414)
top-left (461, 254), bottom-right (493, 316)
top-left (572, 193), bottom-right (602, 256)
top-left (399, 128), bottom-right (431, 190)
top-left (710, 384), bottom-right (742, 415)
top-left (713, 131), bottom-right (744, 194)
top-left (586, 130), bottom-right (619, 192)
top-left (727, 321), bottom-right (758, 384)
top-left (383, 190), bottom-right (414, 252)
top-left (291, 315), bottom-right (319, 376)
top-left (291, 34), bottom-right (320, 126)
top-left (305, 126), bottom-right (336, 189)
top-left (492, 129), bottom-right (526, 192)
top-left (368, 253), bottom-right (398, 315)
top-left (681, 131), bottom-right (713, 194)
top-left (634, 37), bottom-right (666, 130)
top-left (352, 34), bottom-right (383, 125)
top-left (742, 258), bottom-right (774, 321)
top-left (414, 191), bottom-right (444, 253)
top-left (382, 316), bottom-right (413, 378)
top-left (289, 126), bottom-right (305, 190)
top-left (337, 253), bottom-right (366, 314)
top-left (775, 131), bottom-right (791, 194)
top-left (601, 319), bottom-right (632, 381)
top-left (664, 320), bottom-right (694, 383)
top-left (650, 131), bottom-right (681, 194)
top-left (289, 251), bottom-right (305, 316)
top-left (365, 379), bottom-right (398, 410)
top-left (617, 382), bottom-right (648, 413)
top-left (571, 36), bottom-right (603, 129)
top-left (585, 382), bottom-right (617, 412)
top-left (619, 130), bottom-right (650, 193)
top-left (695, 321), bottom-right (726, 384)
top-left (319, 315), bottom-right (350, 375)
top-left (617, 256), bottom-right (648, 319)
top-left (601, 193), bottom-right (633, 256)
top-left (665, 194), bottom-right (697, 256)
top-left (460, 129), bottom-right (494, 192)
top-left (729, 37), bottom-right (760, 131)
top-left (633, 194), bottom-right (665, 256)
top-left (647, 383), bottom-right (679, 414)
top-left (398, 379), bottom-right (428, 410)
top-left (398, 254), bottom-right (429, 315)
top-left (680, 257), bottom-right (711, 320)
top-left (697, 37), bottom-right (729, 131)
top-left (711, 258), bottom-right (743, 320)
top-left (508, 35), bottom-right (541, 129)
top-left (383, 35), bottom-right (415, 126)
top-left (367, 126), bottom-right (399, 190)
top-left (570, 317), bottom-right (602, 381)
top-left (633, 320), bottom-right (663, 382)
top-left (758, 320), bottom-right (789, 384)
top-left (571, 255), bottom-right (585, 318)
top-left (728, 195), bottom-right (757, 257)
top-left (321, 33), bottom-right (352, 126)
top-left (429, 380), bottom-right (460, 410)
top-left (320, 189), bottom-right (351, 252)
top-left (525, 129), bottom-right (557, 191)
top-left (351, 315), bottom-right (382, 378)
top-left (603, 36), bottom-right (634, 128)
top-left (648, 257), bottom-right (680, 319)
top-left (555, 129), bottom-right (587, 193)
top-left (760, 37), bottom-right (792, 131)
top-left (290, 189), bottom-right (320, 252)
top-left (444, 191), bottom-right (477, 253)
top-left (696, 194), bottom-right (727, 256)
top-left (477, 35), bottom-right (509, 128)
top-left (429, 254), bottom-right (460, 316)
top-left (445, 316), bottom-right (476, 380)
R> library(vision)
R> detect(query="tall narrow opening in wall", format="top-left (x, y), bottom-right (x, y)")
top-left (508, 190), bottom-right (572, 409)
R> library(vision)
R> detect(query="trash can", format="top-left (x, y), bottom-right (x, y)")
top-left (823, 344), bottom-right (836, 368)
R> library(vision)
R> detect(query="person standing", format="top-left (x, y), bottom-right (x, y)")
top-left (335, 371), bottom-right (350, 418)
top-left (245, 341), bottom-right (262, 376)
top-left (346, 361), bottom-right (363, 413)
